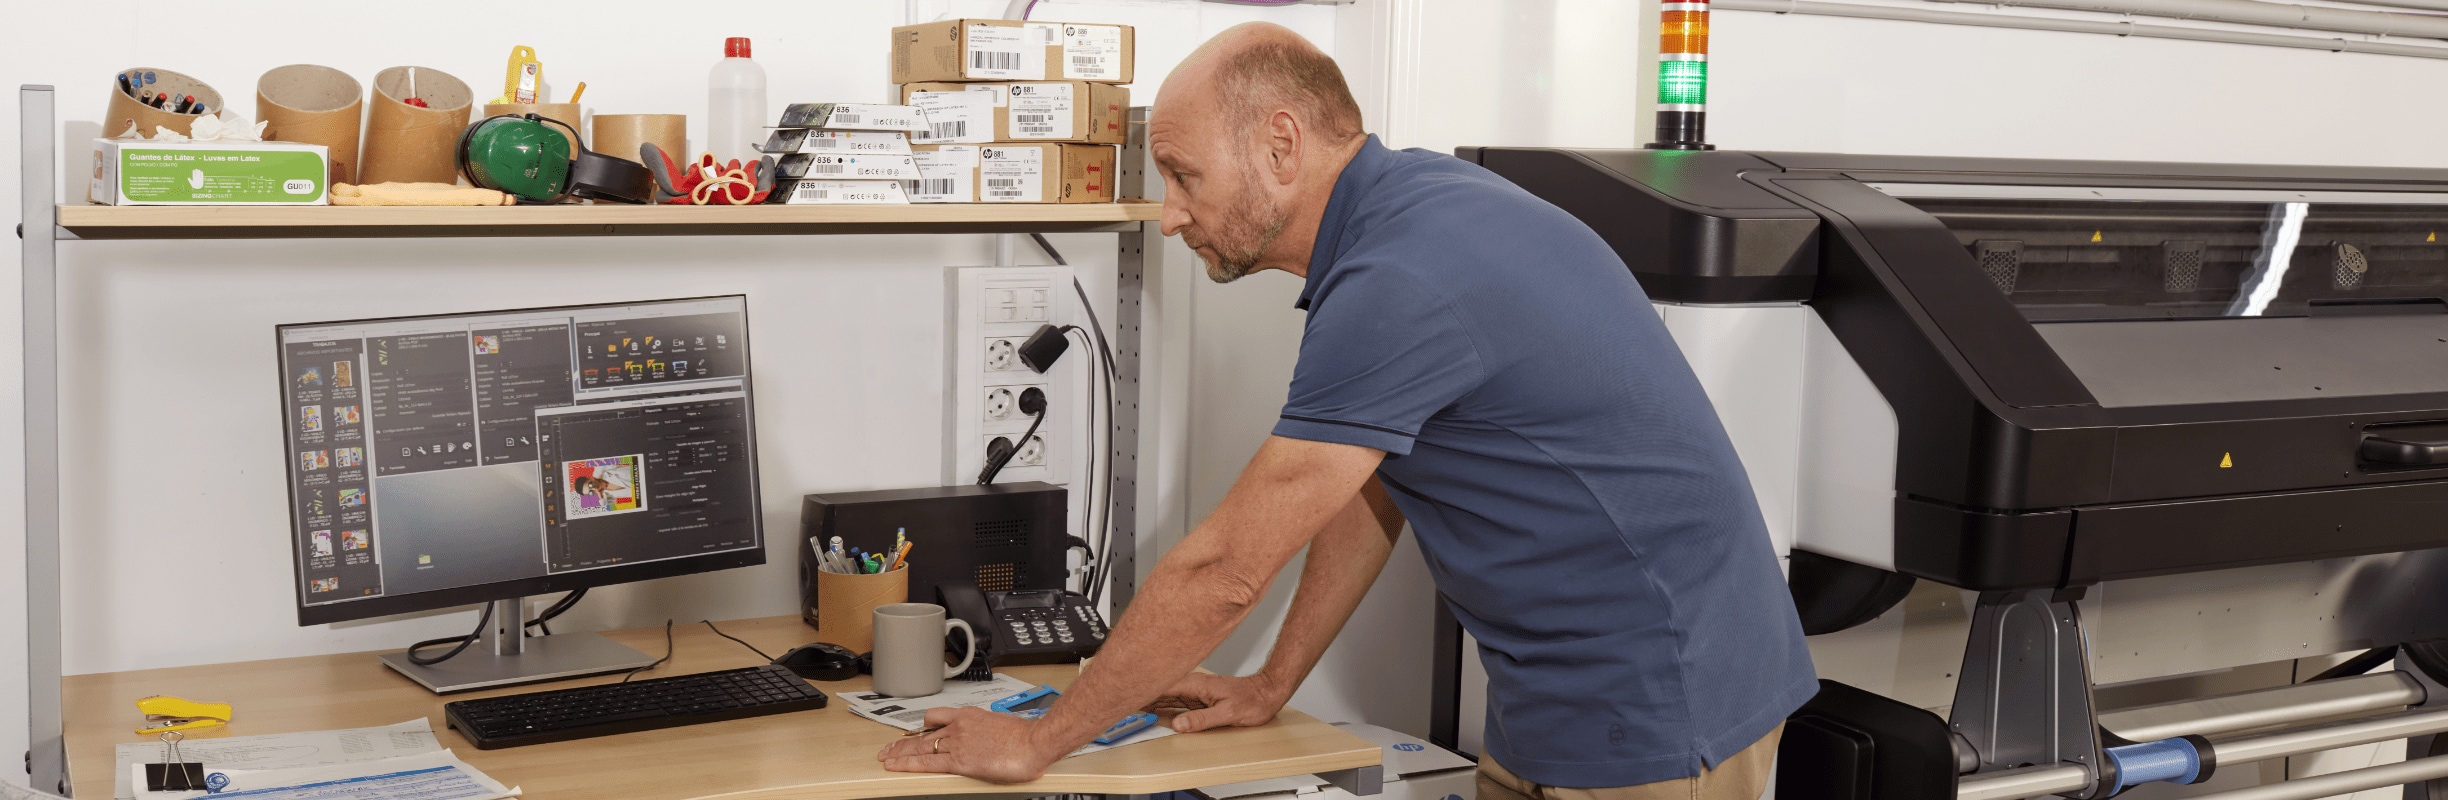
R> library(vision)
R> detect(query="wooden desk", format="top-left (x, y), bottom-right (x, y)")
top-left (64, 616), bottom-right (1380, 800)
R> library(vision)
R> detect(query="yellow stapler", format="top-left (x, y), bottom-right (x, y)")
top-left (136, 695), bottom-right (232, 735)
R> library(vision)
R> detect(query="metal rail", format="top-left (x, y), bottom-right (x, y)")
top-left (1716, 0), bottom-right (2448, 60)
top-left (2099, 672), bottom-right (2425, 742)
top-left (2213, 705), bottom-right (2448, 766)
top-left (2185, 753), bottom-right (2448, 800)
top-left (1956, 764), bottom-right (2092, 800)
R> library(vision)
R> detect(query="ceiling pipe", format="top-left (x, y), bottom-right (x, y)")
top-left (1927, 0), bottom-right (2448, 39)
top-left (1718, 0), bottom-right (2448, 59)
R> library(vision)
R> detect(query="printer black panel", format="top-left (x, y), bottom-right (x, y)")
top-left (1473, 148), bottom-right (1820, 304)
top-left (1473, 146), bottom-right (2448, 589)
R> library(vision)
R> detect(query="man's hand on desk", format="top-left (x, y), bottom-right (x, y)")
top-left (1149, 672), bottom-right (1289, 733)
top-left (877, 707), bottom-right (1070, 783)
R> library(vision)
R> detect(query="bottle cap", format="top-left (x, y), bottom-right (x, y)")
top-left (726, 37), bottom-right (752, 58)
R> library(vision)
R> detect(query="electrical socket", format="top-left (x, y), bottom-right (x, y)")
top-left (946, 267), bottom-right (1089, 493)
top-left (985, 434), bottom-right (1047, 468)
top-left (984, 386), bottom-right (1017, 420)
top-left (986, 338), bottom-right (1020, 372)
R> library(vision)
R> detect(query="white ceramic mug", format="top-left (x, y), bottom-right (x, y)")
top-left (871, 602), bottom-right (978, 697)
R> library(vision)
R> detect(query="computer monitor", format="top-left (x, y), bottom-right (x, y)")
top-left (276, 296), bottom-right (764, 692)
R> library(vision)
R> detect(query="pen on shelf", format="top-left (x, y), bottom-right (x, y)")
top-left (891, 541), bottom-right (912, 571)
top-left (569, 82), bottom-right (587, 103)
top-left (117, 73), bottom-right (134, 99)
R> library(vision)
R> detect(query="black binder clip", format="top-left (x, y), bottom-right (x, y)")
top-left (145, 730), bottom-right (205, 792)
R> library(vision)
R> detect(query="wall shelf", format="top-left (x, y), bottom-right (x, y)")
top-left (54, 200), bottom-right (1163, 239)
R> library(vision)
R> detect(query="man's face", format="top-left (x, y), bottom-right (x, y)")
top-left (1152, 103), bottom-right (1288, 284)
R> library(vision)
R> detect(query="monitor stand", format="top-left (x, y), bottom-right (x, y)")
top-left (379, 598), bottom-right (659, 694)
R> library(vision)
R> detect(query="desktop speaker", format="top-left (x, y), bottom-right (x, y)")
top-left (798, 483), bottom-right (1068, 636)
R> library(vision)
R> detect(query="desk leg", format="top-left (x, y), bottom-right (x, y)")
top-left (19, 83), bottom-right (68, 797)
top-left (1318, 765), bottom-right (1385, 796)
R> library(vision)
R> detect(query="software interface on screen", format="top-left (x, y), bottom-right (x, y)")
top-left (277, 298), bottom-right (759, 610)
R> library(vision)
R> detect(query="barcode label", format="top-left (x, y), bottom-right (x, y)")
top-left (810, 137), bottom-right (840, 149)
top-left (916, 179), bottom-right (955, 196)
top-left (987, 178), bottom-right (1026, 198)
top-left (832, 113), bottom-right (860, 124)
top-left (929, 120), bottom-right (967, 139)
top-left (1007, 84), bottom-right (1074, 139)
top-left (1062, 24), bottom-right (1123, 80)
top-left (971, 50), bottom-right (1021, 72)
top-left (806, 189), bottom-right (830, 199)
top-left (811, 162), bottom-right (845, 174)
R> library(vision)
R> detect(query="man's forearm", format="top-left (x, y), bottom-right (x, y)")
top-left (1028, 437), bottom-right (1384, 751)
top-left (1255, 480), bottom-right (1405, 695)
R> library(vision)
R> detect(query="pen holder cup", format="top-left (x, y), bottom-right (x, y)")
top-left (811, 565), bottom-right (908, 655)
top-left (360, 66), bottom-right (472, 185)
top-left (258, 64), bottom-right (364, 184)
top-left (105, 67), bottom-right (225, 141)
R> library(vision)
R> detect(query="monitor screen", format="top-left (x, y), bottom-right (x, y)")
top-left (276, 297), bottom-right (763, 626)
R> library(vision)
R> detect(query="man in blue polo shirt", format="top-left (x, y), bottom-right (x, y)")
top-left (879, 23), bottom-right (1815, 798)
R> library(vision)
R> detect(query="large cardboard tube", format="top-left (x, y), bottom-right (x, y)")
top-left (105, 67), bottom-right (224, 139)
top-left (590, 114), bottom-right (687, 166)
top-left (361, 66), bottom-right (472, 185)
top-left (258, 65), bottom-right (363, 184)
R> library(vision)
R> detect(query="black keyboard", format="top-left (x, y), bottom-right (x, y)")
top-left (444, 664), bottom-right (828, 749)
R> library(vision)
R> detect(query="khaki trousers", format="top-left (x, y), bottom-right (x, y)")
top-left (1475, 724), bottom-right (1782, 800)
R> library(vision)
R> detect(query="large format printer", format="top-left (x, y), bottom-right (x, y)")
top-left (1436, 148), bottom-right (2448, 799)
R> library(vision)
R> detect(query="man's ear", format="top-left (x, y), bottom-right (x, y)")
top-left (1264, 109), bottom-right (1303, 185)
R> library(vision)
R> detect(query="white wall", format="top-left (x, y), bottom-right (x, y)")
top-left (0, 0), bottom-right (1335, 786)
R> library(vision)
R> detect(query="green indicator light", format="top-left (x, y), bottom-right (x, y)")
top-left (1658, 60), bottom-right (1708, 106)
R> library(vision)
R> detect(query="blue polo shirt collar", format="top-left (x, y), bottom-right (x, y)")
top-left (1296, 135), bottom-right (1393, 311)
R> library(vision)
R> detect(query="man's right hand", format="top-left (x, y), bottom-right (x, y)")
top-left (1148, 672), bottom-right (1292, 733)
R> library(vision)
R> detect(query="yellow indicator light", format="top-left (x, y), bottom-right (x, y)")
top-left (2220, 452), bottom-right (2233, 469)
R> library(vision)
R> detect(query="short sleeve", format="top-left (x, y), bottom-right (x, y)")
top-left (1273, 261), bottom-right (1485, 456)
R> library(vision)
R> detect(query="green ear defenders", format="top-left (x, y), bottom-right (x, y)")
top-left (457, 114), bottom-right (652, 204)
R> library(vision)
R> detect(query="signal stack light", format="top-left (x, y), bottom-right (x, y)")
top-left (1648, 0), bottom-right (1714, 150)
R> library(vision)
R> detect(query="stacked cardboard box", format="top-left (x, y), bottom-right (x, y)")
top-left (757, 103), bottom-right (929, 204)
top-left (889, 18), bottom-right (1134, 203)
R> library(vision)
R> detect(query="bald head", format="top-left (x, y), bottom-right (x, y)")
top-left (1161, 22), bottom-right (1364, 143)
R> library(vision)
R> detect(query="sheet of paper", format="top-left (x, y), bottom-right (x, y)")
top-left (135, 750), bottom-right (515, 800)
top-left (835, 673), bottom-right (1177, 757)
top-left (114, 720), bottom-right (440, 800)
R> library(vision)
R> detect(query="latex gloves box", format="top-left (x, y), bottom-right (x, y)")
top-left (903, 81), bottom-right (1130, 144)
top-left (891, 19), bottom-right (1135, 84)
top-left (1196, 724), bottom-right (1474, 800)
top-left (89, 139), bottom-right (329, 205)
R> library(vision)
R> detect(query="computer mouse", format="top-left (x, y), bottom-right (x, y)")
top-left (776, 642), bottom-right (860, 681)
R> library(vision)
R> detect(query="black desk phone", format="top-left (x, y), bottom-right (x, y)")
top-left (937, 580), bottom-right (1108, 678)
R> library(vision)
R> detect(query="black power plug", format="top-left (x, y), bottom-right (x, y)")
top-left (1018, 324), bottom-right (1071, 373)
top-left (978, 387), bottom-right (1051, 485)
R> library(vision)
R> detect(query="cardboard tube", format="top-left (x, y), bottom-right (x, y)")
top-left (591, 114), bottom-right (687, 166)
top-left (361, 66), bottom-right (472, 185)
top-left (482, 103), bottom-right (582, 154)
top-left (105, 67), bottom-right (224, 139)
top-left (814, 568), bottom-right (909, 654)
top-left (258, 65), bottom-right (363, 184)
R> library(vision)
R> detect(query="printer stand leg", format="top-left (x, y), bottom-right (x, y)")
top-left (1949, 589), bottom-right (2105, 798)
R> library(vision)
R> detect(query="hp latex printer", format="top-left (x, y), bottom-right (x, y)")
top-left (1445, 148), bottom-right (2448, 799)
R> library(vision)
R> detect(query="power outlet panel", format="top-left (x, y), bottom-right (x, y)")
top-left (946, 267), bottom-right (1090, 501)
